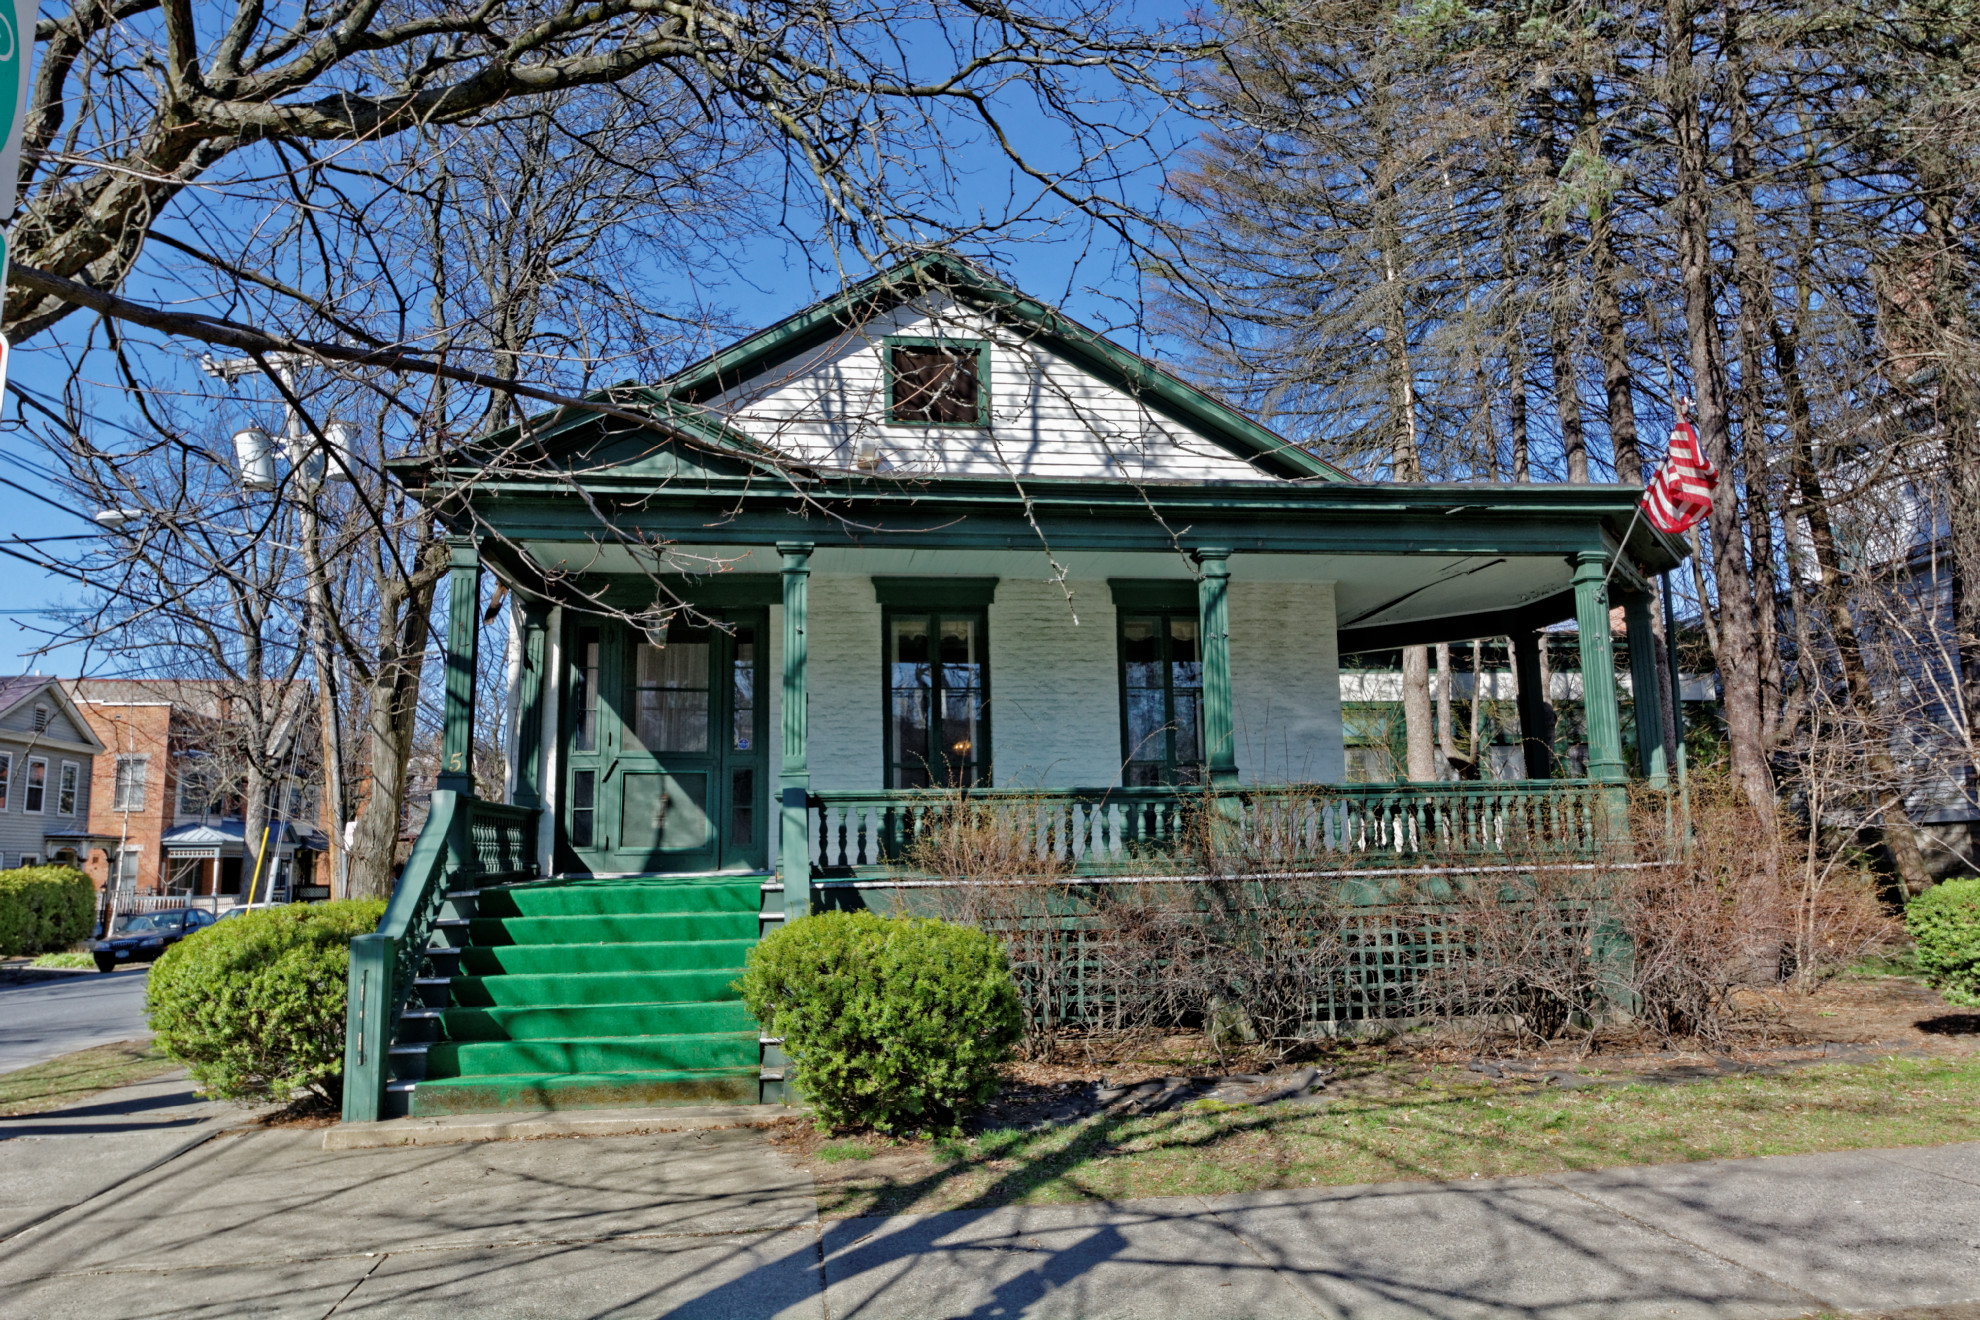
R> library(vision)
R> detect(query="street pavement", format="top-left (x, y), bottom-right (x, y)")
top-left (4, 1075), bottom-right (1980, 1320)
top-left (0, 966), bottom-right (151, 1074)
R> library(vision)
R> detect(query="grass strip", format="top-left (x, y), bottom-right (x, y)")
top-left (816, 1055), bottom-right (1980, 1220)
top-left (0, 1040), bottom-right (178, 1117)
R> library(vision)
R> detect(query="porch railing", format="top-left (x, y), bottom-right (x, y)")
top-left (341, 791), bottom-right (539, 1123)
top-left (808, 780), bottom-right (1611, 877)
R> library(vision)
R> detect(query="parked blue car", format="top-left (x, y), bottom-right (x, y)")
top-left (91, 908), bottom-right (216, 972)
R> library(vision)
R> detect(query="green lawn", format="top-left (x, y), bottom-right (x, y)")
top-left (810, 1055), bottom-right (1980, 1219)
top-left (0, 1040), bottom-right (178, 1117)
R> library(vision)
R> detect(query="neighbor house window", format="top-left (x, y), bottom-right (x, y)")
top-left (886, 339), bottom-right (988, 425)
top-left (24, 758), bottom-right (46, 813)
top-left (885, 611), bottom-right (988, 788)
top-left (58, 762), bottom-right (78, 815)
top-left (1118, 613), bottom-right (1204, 786)
top-left (0, 750), bottom-right (10, 811)
top-left (114, 754), bottom-right (149, 811)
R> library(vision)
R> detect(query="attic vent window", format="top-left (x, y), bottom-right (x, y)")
top-left (886, 340), bottom-right (987, 426)
top-left (32, 705), bottom-right (49, 733)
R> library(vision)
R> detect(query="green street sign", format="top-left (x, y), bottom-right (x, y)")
top-left (0, 0), bottom-right (35, 390)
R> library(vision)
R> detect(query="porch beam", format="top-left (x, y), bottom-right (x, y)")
top-left (779, 542), bottom-right (813, 920)
top-left (512, 599), bottom-right (550, 809)
top-left (1510, 630), bottom-right (1555, 780)
top-left (1621, 590), bottom-right (1669, 788)
top-left (437, 538), bottom-right (481, 796)
top-left (1571, 552), bottom-right (1628, 784)
top-left (1194, 548), bottom-right (1239, 785)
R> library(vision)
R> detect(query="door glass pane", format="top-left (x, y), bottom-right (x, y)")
top-left (733, 626), bottom-right (755, 751)
top-left (629, 630), bottom-right (710, 752)
top-left (574, 629), bottom-right (600, 751)
top-left (890, 618), bottom-right (932, 787)
top-left (730, 767), bottom-right (754, 844)
top-left (571, 770), bottom-right (595, 847)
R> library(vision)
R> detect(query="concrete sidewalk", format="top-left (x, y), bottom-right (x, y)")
top-left (4, 1103), bottom-right (1980, 1320)
top-left (0, 1070), bottom-right (249, 1242)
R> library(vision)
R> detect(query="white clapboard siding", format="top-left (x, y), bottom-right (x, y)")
top-left (703, 296), bottom-right (1277, 482)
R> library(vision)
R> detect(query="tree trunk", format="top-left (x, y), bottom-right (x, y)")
top-left (345, 538), bottom-right (445, 901)
top-left (1404, 645), bottom-right (1438, 781)
top-left (1436, 642), bottom-right (1459, 775)
top-left (1666, 0), bottom-right (1776, 823)
top-left (1726, 26), bottom-right (1785, 753)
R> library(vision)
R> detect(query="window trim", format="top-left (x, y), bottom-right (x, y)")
top-left (1116, 608), bottom-right (1206, 787)
top-left (880, 604), bottom-right (993, 789)
top-left (0, 749), bottom-right (10, 812)
top-left (24, 757), bottom-right (47, 814)
top-left (58, 761), bottom-right (79, 816)
top-left (882, 335), bottom-right (992, 428)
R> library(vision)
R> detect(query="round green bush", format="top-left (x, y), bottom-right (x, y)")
top-left (0, 865), bottom-right (95, 955)
top-left (739, 910), bottom-right (1021, 1134)
top-left (146, 899), bottom-right (386, 1104)
top-left (1908, 879), bottom-right (1980, 1006)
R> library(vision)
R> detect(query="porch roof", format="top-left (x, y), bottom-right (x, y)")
top-left (395, 458), bottom-right (1688, 647)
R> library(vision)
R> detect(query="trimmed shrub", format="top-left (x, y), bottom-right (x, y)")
top-left (1909, 879), bottom-right (1980, 1006)
top-left (146, 900), bottom-right (385, 1104)
top-left (739, 910), bottom-right (1021, 1134)
top-left (0, 866), bottom-right (95, 955)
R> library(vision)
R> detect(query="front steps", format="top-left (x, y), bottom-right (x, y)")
top-left (384, 874), bottom-right (782, 1119)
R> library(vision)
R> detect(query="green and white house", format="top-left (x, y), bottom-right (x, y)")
top-left (342, 255), bottom-right (1689, 1122)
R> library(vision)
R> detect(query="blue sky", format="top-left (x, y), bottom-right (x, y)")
top-left (0, 8), bottom-right (1206, 679)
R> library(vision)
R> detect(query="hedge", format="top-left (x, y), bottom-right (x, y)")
top-left (0, 865), bottom-right (95, 955)
top-left (147, 899), bottom-right (386, 1104)
top-left (1910, 878), bottom-right (1980, 1007)
top-left (739, 910), bottom-right (1021, 1134)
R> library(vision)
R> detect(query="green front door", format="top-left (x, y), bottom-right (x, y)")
top-left (562, 611), bottom-right (768, 874)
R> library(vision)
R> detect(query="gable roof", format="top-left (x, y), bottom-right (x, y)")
top-left (0, 677), bottom-right (108, 753)
top-left (661, 253), bottom-right (1352, 483)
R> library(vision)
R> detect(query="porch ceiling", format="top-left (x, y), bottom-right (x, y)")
top-left (502, 542), bottom-right (1583, 642)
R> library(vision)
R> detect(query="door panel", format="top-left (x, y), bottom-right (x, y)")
top-left (562, 610), bottom-right (767, 875)
top-left (619, 771), bottom-right (711, 853)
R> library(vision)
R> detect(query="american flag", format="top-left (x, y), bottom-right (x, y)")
top-left (1642, 420), bottom-right (1717, 534)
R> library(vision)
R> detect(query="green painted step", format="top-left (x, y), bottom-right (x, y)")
top-left (410, 1068), bottom-right (758, 1117)
top-left (477, 880), bottom-right (761, 917)
top-left (465, 911), bottom-right (756, 946)
top-left (437, 1001), bottom-right (755, 1041)
top-left (423, 1032), bottom-right (758, 1078)
top-left (459, 939), bottom-right (755, 976)
top-left (446, 970), bottom-right (743, 1007)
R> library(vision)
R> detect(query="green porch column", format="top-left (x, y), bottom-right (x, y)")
top-left (512, 599), bottom-right (550, 809)
top-left (1621, 590), bottom-right (1669, 789)
top-left (779, 542), bottom-right (813, 920)
top-left (1510, 630), bottom-right (1554, 780)
top-left (1193, 548), bottom-right (1239, 785)
top-left (437, 538), bottom-right (481, 797)
top-left (1571, 552), bottom-right (1627, 784)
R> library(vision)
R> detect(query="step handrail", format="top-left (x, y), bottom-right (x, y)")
top-left (341, 791), bottom-right (540, 1123)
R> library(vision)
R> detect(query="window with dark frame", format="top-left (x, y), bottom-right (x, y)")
top-left (887, 343), bottom-right (983, 425)
top-left (885, 611), bottom-right (987, 788)
top-left (1119, 613), bottom-right (1205, 786)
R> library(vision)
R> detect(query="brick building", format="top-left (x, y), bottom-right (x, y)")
top-left (67, 679), bottom-right (324, 902)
